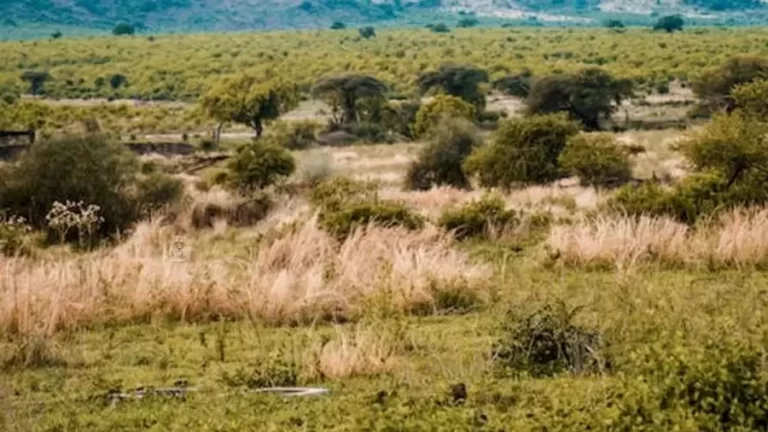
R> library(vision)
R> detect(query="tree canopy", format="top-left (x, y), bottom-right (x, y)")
top-left (312, 75), bottom-right (388, 125)
top-left (418, 64), bottom-right (489, 111)
top-left (653, 15), bottom-right (684, 32)
top-left (526, 68), bottom-right (633, 131)
top-left (199, 75), bottom-right (299, 137)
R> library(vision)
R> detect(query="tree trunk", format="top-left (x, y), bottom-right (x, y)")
top-left (214, 122), bottom-right (223, 147)
top-left (252, 118), bottom-right (263, 138)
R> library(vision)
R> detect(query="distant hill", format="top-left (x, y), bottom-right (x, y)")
top-left (1, 0), bottom-right (767, 38)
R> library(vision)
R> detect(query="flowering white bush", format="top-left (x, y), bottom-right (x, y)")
top-left (45, 201), bottom-right (104, 247)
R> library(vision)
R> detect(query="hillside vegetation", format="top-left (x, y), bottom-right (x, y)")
top-left (1, 27), bottom-right (767, 101)
top-left (1, 0), bottom-right (767, 36)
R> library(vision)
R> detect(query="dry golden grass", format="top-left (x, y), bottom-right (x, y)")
top-left (0, 220), bottom-right (491, 337)
top-left (547, 208), bottom-right (768, 269)
top-left (304, 324), bottom-right (401, 380)
top-left (380, 183), bottom-right (604, 219)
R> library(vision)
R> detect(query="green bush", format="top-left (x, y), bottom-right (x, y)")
top-left (310, 177), bottom-right (378, 215)
top-left (311, 177), bottom-right (423, 239)
top-left (558, 133), bottom-right (632, 188)
top-left (135, 173), bottom-right (185, 217)
top-left (438, 194), bottom-right (518, 240)
top-left (693, 56), bottom-right (768, 114)
top-left (320, 201), bottom-right (424, 240)
top-left (268, 120), bottom-right (320, 150)
top-left (678, 112), bottom-right (768, 187)
top-left (228, 140), bottom-right (296, 191)
top-left (493, 301), bottom-right (605, 377)
top-left (381, 100), bottom-right (421, 140)
top-left (463, 114), bottom-right (580, 188)
top-left (412, 95), bottom-right (475, 138)
top-left (405, 117), bottom-right (481, 191)
top-left (732, 79), bottom-right (768, 118)
top-left (0, 134), bottom-right (143, 238)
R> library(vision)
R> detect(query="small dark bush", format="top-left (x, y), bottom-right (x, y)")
top-left (135, 173), bottom-right (184, 217)
top-left (268, 120), bottom-right (320, 150)
top-left (220, 350), bottom-right (299, 388)
top-left (320, 201), bottom-right (424, 240)
top-left (311, 177), bottom-right (379, 215)
top-left (558, 133), bottom-right (632, 188)
top-left (228, 140), bottom-right (296, 192)
top-left (493, 301), bottom-right (605, 377)
top-left (190, 194), bottom-right (272, 229)
top-left (438, 194), bottom-right (518, 240)
top-left (0, 216), bottom-right (33, 257)
top-left (405, 117), bottom-right (481, 191)
top-left (0, 134), bottom-right (142, 238)
top-left (431, 23), bottom-right (450, 33)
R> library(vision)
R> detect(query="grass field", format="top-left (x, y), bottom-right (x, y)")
top-left (4, 128), bottom-right (768, 430)
top-left (4, 23), bottom-right (768, 432)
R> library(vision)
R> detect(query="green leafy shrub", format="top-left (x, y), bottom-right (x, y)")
top-left (558, 133), bottom-right (632, 188)
top-left (732, 79), bottom-right (768, 118)
top-left (679, 112), bottom-right (768, 187)
top-left (112, 23), bottom-right (135, 36)
top-left (320, 201), bottom-right (425, 239)
top-left (622, 340), bottom-right (768, 431)
top-left (693, 56), bottom-right (768, 114)
top-left (228, 140), bottom-right (296, 191)
top-left (412, 95), bottom-right (475, 138)
top-left (311, 177), bottom-right (423, 238)
top-left (0, 134), bottom-right (143, 238)
top-left (381, 100), bottom-right (421, 140)
top-left (463, 114), bottom-right (580, 188)
top-left (268, 120), bottom-right (320, 150)
top-left (438, 194), bottom-right (518, 240)
top-left (310, 177), bottom-right (378, 215)
top-left (493, 301), bottom-right (605, 377)
top-left (405, 117), bottom-right (481, 191)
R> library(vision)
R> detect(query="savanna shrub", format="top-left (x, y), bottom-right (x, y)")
top-left (558, 133), bottom-right (632, 188)
top-left (463, 114), bottom-right (580, 188)
top-left (268, 120), bottom-right (320, 150)
top-left (405, 117), bottom-right (482, 191)
top-left (311, 177), bottom-right (423, 238)
top-left (622, 340), bottom-right (768, 431)
top-left (320, 201), bottom-right (424, 239)
top-left (493, 301), bottom-right (605, 377)
top-left (679, 112), bottom-right (768, 186)
top-left (412, 95), bottom-right (475, 138)
top-left (381, 100), bottom-right (421, 139)
top-left (733, 79), bottom-right (768, 119)
top-left (228, 140), bottom-right (296, 191)
top-left (0, 216), bottom-right (33, 256)
top-left (693, 56), bottom-right (768, 114)
top-left (310, 176), bottom-right (378, 215)
top-left (0, 134), bottom-right (142, 238)
top-left (135, 173), bottom-right (185, 217)
top-left (438, 194), bottom-right (518, 240)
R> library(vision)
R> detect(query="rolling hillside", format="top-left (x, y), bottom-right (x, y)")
top-left (0, 0), bottom-right (766, 37)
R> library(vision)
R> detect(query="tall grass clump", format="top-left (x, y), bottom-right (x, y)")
top-left (0, 219), bottom-right (491, 337)
top-left (547, 208), bottom-right (768, 268)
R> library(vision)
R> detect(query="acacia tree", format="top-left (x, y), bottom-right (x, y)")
top-left (693, 56), bottom-right (768, 114)
top-left (200, 75), bottom-right (299, 141)
top-left (526, 68), bottom-right (633, 131)
top-left (418, 64), bottom-right (489, 111)
top-left (312, 75), bottom-right (388, 126)
top-left (20, 71), bottom-right (51, 96)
